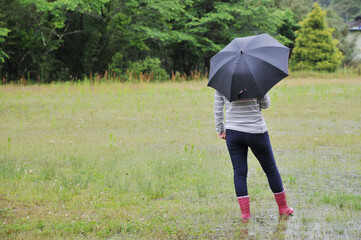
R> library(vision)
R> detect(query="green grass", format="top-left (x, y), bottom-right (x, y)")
top-left (0, 77), bottom-right (360, 239)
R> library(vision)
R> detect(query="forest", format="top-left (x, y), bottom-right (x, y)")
top-left (0, 0), bottom-right (360, 82)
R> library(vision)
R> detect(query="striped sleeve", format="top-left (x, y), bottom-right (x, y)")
top-left (259, 93), bottom-right (270, 109)
top-left (214, 91), bottom-right (225, 133)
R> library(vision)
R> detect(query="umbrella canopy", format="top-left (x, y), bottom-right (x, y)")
top-left (207, 33), bottom-right (289, 102)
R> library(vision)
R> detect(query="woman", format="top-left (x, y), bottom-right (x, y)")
top-left (214, 90), bottom-right (294, 222)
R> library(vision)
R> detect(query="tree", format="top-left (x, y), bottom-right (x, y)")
top-left (274, 9), bottom-right (299, 49)
top-left (274, 0), bottom-right (313, 22)
top-left (169, 0), bottom-right (288, 74)
top-left (0, 7), bottom-right (10, 65)
top-left (326, 0), bottom-right (361, 66)
top-left (1, 0), bottom-right (110, 81)
top-left (0, 27), bottom-right (9, 63)
top-left (106, 0), bottom-right (187, 77)
top-left (290, 3), bottom-right (343, 72)
top-left (0, 0), bottom-right (51, 80)
top-left (3, 0), bottom-right (339, 82)
top-left (330, 0), bottom-right (361, 21)
top-left (325, 9), bottom-right (355, 66)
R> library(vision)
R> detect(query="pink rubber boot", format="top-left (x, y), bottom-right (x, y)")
top-left (238, 196), bottom-right (251, 223)
top-left (274, 190), bottom-right (294, 216)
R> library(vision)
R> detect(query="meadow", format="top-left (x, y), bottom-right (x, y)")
top-left (0, 76), bottom-right (360, 239)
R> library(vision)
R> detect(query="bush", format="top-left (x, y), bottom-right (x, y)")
top-left (109, 52), bottom-right (125, 76)
top-left (126, 57), bottom-right (169, 82)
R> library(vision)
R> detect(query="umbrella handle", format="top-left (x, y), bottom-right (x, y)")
top-left (238, 88), bottom-right (247, 99)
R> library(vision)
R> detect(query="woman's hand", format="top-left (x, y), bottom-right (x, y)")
top-left (218, 131), bottom-right (226, 140)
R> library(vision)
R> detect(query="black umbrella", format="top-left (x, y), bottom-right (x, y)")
top-left (207, 33), bottom-right (289, 102)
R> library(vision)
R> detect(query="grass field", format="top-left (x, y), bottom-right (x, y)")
top-left (0, 77), bottom-right (360, 239)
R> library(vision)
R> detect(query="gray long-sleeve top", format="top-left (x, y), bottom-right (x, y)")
top-left (214, 90), bottom-right (270, 134)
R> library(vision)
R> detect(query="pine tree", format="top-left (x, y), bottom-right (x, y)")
top-left (290, 3), bottom-right (343, 72)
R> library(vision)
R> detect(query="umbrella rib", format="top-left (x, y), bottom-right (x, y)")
top-left (246, 45), bottom-right (288, 52)
top-left (245, 43), bottom-right (287, 52)
top-left (220, 50), bottom-right (239, 54)
top-left (229, 55), bottom-right (241, 101)
top-left (243, 56), bottom-right (262, 96)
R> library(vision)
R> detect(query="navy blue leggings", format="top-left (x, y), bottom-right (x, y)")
top-left (226, 129), bottom-right (284, 197)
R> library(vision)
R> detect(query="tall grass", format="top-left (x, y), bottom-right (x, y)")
top-left (289, 65), bottom-right (361, 79)
top-left (2, 66), bottom-right (360, 85)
